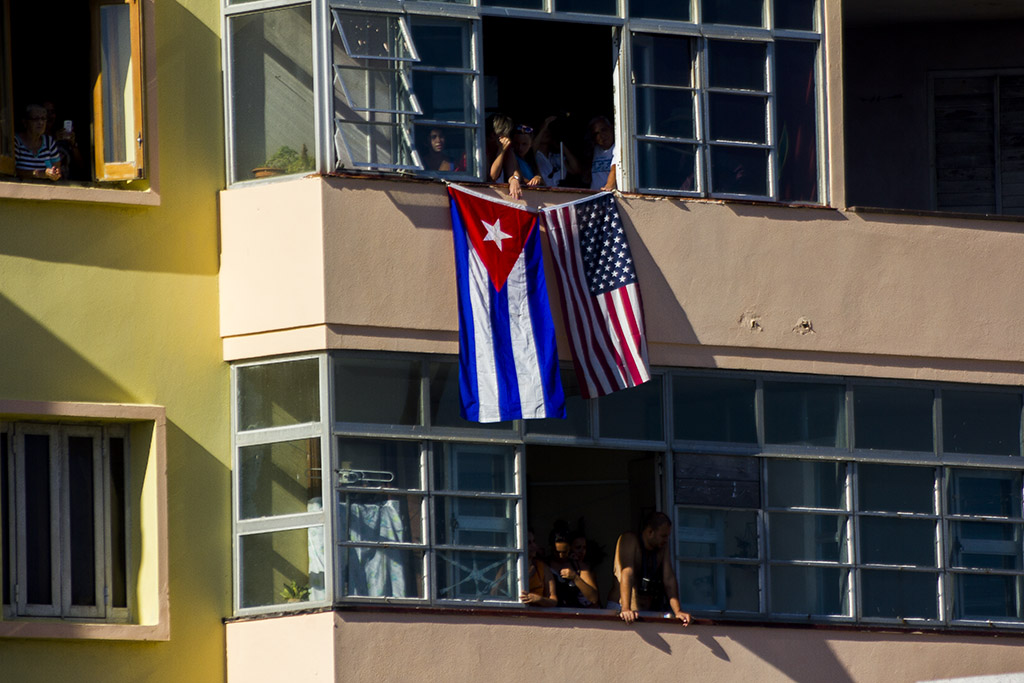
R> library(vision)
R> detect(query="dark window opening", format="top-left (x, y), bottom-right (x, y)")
top-left (482, 17), bottom-right (615, 189)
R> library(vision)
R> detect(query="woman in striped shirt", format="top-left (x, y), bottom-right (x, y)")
top-left (15, 104), bottom-right (63, 181)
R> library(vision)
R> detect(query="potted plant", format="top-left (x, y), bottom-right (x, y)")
top-left (252, 144), bottom-right (314, 178)
top-left (280, 580), bottom-right (311, 603)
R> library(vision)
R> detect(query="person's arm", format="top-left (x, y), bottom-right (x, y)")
top-left (615, 533), bottom-right (640, 623)
top-left (662, 549), bottom-right (692, 626)
top-left (559, 563), bottom-right (600, 605)
top-left (520, 563), bottom-right (556, 607)
top-left (601, 163), bottom-right (616, 192)
top-left (505, 151), bottom-right (524, 199)
top-left (490, 136), bottom-right (512, 181)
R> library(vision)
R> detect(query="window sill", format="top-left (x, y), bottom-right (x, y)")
top-left (0, 179), bottom-right (159, 207)
top-left (847, 205), bottom-right (1024, 224)
top-left (0, 619), bottom-right (169, 641)
top-left (225, 603), bottom-right (1024, 639)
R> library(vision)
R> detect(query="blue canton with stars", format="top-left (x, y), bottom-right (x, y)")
top-left (576, 194), bottom-right (636, 296)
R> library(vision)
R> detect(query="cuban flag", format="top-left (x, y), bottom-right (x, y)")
top-left (448, 184), bottom-right (565, 423)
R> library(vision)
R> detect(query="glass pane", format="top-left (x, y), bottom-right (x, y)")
top-left (702, 0), bottom-right (763, 26)
top-left (335, 13), bottom-right (416, 61)
top-left (859, 517), bottom-right (935, 566)
top-left (768, 513), bottom-right (848, 562)
top-left (414, 125), bottom-right (475, 175)
top-left (239, 439), bottom-right (323, 519)
top-left (677, 509), bottom-right (759, 559)
top-left (776, 0), bottom-right (816, 30)
top-left (555, 0), bottom-right (617, 14)
top-left (229, 6), bottom-right (315, 182)
top-left (709, 93), bottom-right (767, 143)
top-left (708, 40), bottom-right (766, 90)
top-left (630, 0), bottom-right (690, 21)
top-left (674, 376), bottom-right (757, 444)
top-left (240, 527), bottom-right (320, 608)
top-left (526, 368), bottom-right (590, 437)
top-left (854, 386), bottom-right (933, 452)
top-left (636, 141), bottom-right (698, 192)
top-left (858, 464), bottom-right (935, 514)
top-left (339, 493), bottom-right (424, 545)
top-left (776, 40), bottom-right (819, 203)
top-left (341, 546), bottom-right (424, 598)
top-left (109, 436), bottom-right (128, 608)
top-left (678, 563), bottom-right (759, 611)
top-left (481, 0), bottom-right (543, 8)
top-left (636, 87), bottom-right (695, 139)
top-left (955, 574), bottom-right (1024, 620)
top-left (68, 436), bottom-right (97, 607)
top-left (598, 375), bottom-right (664, 440)
top-left (675, 455), bottom-right (761, 508)
top-left (1, 435), bottom-right (9, 606)
top-left (335, 120), bottom-right (420, 171)
top-left (237, 358), bottom-right (320, 430)
top-left (434, 497), bottom-right (516, 547)
top-left (435, 550), bottom-right (518, 601)
top-left (435, 444), bottom-right (516, 494)
top-left (632, 34), bottom-right (692, 88)
top-left (763, 381), bottom-right (846, 448)
top-left (770, 565), bottom-right (849, 615)
top-left (943, 389), bottom-right (1022, 456)
top-left (951, 522), bottom-right (1023, 570)
top-left (766, 459), bottom-right (845, 509)
top-left (861, 570), bottom-right (937, 620)
top-left (411, 20), bottom-right (471, 69)
top-left (334, 67), bottom-right (419, 114)
top-left (338, 439), bottom-right (421, 491)
top-left (334, 357), bottom-right (420, 425)
top-left (428, 362), bottom-right (514, 430)
top-left (24, 434), bottom-right (52, 606)
top-left (412, 73), bottom-right (475, 123)
top-left (950, 470), bottom-right (1023, 518)
top-left (709, 145), bottom-right (769, 196)
top-left (99, 4), bottom-right (135, 165)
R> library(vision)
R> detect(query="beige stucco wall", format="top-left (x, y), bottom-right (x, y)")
top-left (226, 610), bottom-right (1024, 683)
top-left (220, 176), bottom-right (1024, 385)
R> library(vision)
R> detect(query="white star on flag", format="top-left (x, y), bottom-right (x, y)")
top-left (482, 218), bottom-right (512, 250)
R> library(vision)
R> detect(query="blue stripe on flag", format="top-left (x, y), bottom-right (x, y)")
top-left (489, 274), bottom-right (521, 421)
top-left (523, 224), bottom-right (566, 418)
top-left (449, 198), bottom-right (480, 421)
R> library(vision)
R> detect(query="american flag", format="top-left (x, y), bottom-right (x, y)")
top-left (542, 193), bottom-right (651, 399)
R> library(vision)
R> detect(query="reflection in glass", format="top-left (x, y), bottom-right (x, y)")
top-left (429, 362), bottom-right (513, 430)
top-left (335, 13), bottom-right (416, 61)
top-left (775, 0), bottom-right (817, 30)
top-left (436, 550), bottom-right (518, 601)
top-left (237, 358), bottom-right (320, 431)
top-left (633, 34), bottom-right (693, 87)
top-left (710, 146), bottom-right (768, 196)
top-left (678, 563), bottom-right (759, 611)
top-left (527, 369), bottom-right (589, 437)
top-left (955, 574), bottom-right (1024, 620)
top-left (674, 376), bottom-right (757, 444)
top-left (949, 470), bottom-right (1023, 518)
top-left (943, 389), bottom-right (1022, 456)
top-left (637, 141), bottom-right (698, 192)
top-left (702, 0), bottom-right (763, 27)
top-left (708, 40), bottom-right (766, 90)
top-left (854, 385), bottom-right (933, 452)
top-left (775, 39), bottom-right (819, 202)
top-left (677, 509), bottom-right (759, 559)
top-left (770, 565), bottom-right (849, 615)
top-left (636, 88), bottom-right (695, 139)
top-left (99, 4), bottom-right (134, 165)
top-left (951, 522), bottom-right (1022, 570)
top-left (434, 497), bottom-right (517, 547)
top-left (859, 517), bottom-right (935, 566)
top-left (338, 439), bottom-right (422, 491)
top-left (412, 73), bottom-right (475, 123)
top-left (598, 375), bottom-right (664, 440)
top-left (630, 0), bottom-right (690, 21)
top-left (435, 443), bottom-right (516, 494)
top-left (768, 513), bottom-right (848, 562)
top-left (709, 93), bottom-right (767, 143)
top-left (229, 6), bottom-right (315, 181)
top-left (766, 459), bottom-right (846, 509)
top-left (858, 464), bottom-right (935, 514)
top-left (861, 570), bottom-right (937, 620)
top-left (334, 357), bottom-right (420, 425)
top-left (411, 20), bottom-right (471, 68)
top-left (555, 0), bottom-right (617, 14)
top-left (763, 381), bottom-right (846, 447)
top-left (335, 120), bottom-right (420, 170)
top-left (240, 527), bottom-right (316, 608)
top-left (341, 547), bottom-right (424, 598)
top-left (240, 439), bottom-right (322, 519)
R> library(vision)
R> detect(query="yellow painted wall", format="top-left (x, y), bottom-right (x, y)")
top-left (0, 0), bottom-right (229, 681)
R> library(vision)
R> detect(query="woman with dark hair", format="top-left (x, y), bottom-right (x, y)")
top-left (548, 526), bottom-right (600, 608)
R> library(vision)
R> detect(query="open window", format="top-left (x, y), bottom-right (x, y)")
top-left (0, 0), bottom-right (146, 184)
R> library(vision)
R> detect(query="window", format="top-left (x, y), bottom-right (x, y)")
top-left (223, 1), bottom-right (824, 202)
top-left (932, 70), bottom-right (1024, 216)
top-left (2, 424), bottom-right (129, 621)
top-left (234, 356), bottom-right (1024, 628)
top-left (0, 0), bottom-right (147, 184)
